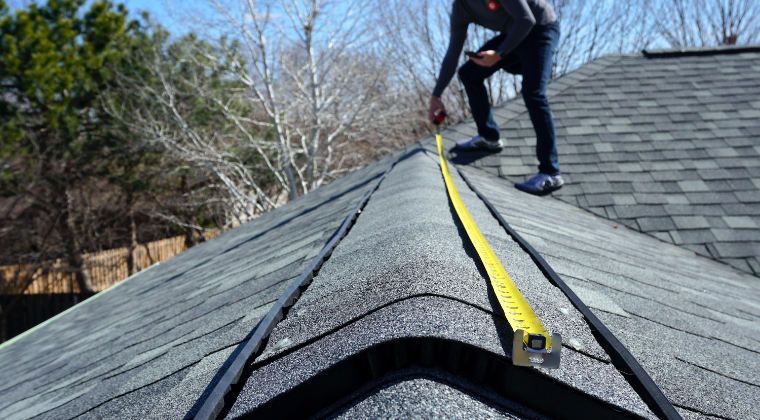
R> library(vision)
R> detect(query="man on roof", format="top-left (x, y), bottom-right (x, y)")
top-left (428, 0), bottom-right (562, 195)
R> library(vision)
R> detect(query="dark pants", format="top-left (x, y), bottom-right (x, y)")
top-left (458, 23), bottom-right (561, 176)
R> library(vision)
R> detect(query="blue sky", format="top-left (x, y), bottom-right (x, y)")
top-left (8, 0), bottom-right (190, 34)
top-left (114, 0), bottom-right (187, 33)
top-left (120, 0), bottom-right (171, 17)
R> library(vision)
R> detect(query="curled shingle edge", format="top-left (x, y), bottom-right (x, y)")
top-left (455, 166), bottom-right (683, 420)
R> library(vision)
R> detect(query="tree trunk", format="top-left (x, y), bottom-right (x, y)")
top-left (273, 115), bottom-right (298, 201)
top-left (64, 239), bottom-right (95, 294)
top-left (127, 211), bottom-right (138, 275)
top-left (180, 173), bottom-right (204, 248)
top-left (64, 189), bottom-right (96, 294)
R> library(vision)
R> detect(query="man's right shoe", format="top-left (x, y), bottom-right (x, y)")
top-left (454, 135), bottom-right (503, 151)
top-left (515, 173), bottom-right (564, 195)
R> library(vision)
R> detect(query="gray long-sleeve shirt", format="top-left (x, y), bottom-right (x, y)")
top-left (432, 0), bottom-right (557, 97)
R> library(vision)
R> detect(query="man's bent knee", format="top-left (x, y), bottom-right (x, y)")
top-left (523, 91), bottom-right (549, 109)
top-left (458, 62), bottom-right (483, 85)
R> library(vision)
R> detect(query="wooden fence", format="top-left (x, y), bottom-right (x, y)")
top-left (1, 232), bottom-right (220, 295)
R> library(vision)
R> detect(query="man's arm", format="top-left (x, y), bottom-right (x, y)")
top-left (431, 26), bottom-right (468, 98)
top-left (429, 7), bottom-right (468, 123)
top-left (469, 0), bottom-right (536, 68)
top-left (494, 0), bottom-right (535, 58)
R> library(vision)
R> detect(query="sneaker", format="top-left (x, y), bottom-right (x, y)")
top-left (515, 173), bottom-right (564, 195)
top-left (455, 135), bottom-right (503, 151)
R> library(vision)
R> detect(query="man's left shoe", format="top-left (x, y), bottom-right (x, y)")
top-left (515, 173), bottom-right (564, 195)
top-left (454, 135), bottom-right (503, 151)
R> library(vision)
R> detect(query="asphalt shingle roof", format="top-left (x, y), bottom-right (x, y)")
top-left (449, 45), bottom-right (760, 276)
top-left (0, 149), bottom-right (402, 420)
top-left (1, 45), bottom-right (759, 420)
top-left (455, 163), bottom-right (760, 419)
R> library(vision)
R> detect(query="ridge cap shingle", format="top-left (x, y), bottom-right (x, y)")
top-left (643, 43), bottom-right (760, 58)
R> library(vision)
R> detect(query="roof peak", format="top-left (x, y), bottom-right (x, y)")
top-left (643, 43), bottom-right (760, 58)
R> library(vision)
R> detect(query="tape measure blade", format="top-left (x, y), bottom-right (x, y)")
top-left (435, 134), bottom-right (557, 363)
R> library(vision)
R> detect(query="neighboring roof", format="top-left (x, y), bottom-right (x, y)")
top-left (447, 44), bottom-right (760, 275)
top-left (0, 45), bottom-right (759, 420)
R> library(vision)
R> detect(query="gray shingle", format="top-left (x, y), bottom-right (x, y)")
top-left (704, 180), bottom-right (734, 191)
top-left (711, 229), bottom-right (759, 242)
top-left (633, 193), bottom-right (669, 204)
top-left (722, 203), bottom-right (760, 216)
top-left (697, 169), bottom-right (733, 180)
top-left (686, 192), bottom-right (739, 204)
top-left (632, 182), bottom-right (666, 193)
top-left (735, 190), bottom-right (760, 203)
top-left (612, 194), bottom-right (637, 205)
top-left (722, 216), bottom-right (759, 229)
top-left (614, 205), bottom-right (669, 218)
top-left (636, 217), bottom-right (676, 232)
top-left (678, 180), bottom-right (711, 192)
top-left (585, 194), bottom-right (615, 207)
top-left (712, 242), bottom-right (760, 258)
top-left (605, 172), bottom-right (654, 182)
top-left (675, 229), bottom-right (717, 245)
top-left (327, 372), bottom-right (535, 420)
top-left (672, 216), bottom-right (711, 230)
top-left (664, 195), bottom-right (691, 205)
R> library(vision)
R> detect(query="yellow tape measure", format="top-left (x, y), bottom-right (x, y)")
top-left (435, 130), bottom-right (561, 368)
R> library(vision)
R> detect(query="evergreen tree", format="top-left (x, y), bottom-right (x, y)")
top-left (0, 0), bottom-right (138, 292)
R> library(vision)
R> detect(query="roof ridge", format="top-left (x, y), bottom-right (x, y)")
top-left (192, 156), bottom-right (398, 420)
top-left (643, 43), bottom-right (760, 58)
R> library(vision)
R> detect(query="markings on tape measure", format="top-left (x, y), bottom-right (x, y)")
top-left (435, 131), bottom-right (561, 368)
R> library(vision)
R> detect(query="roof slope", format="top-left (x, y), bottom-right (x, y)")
top-left (454, 162), bottom-right (760, 419)
top-left (448, 45), bottom-right (760, 275)
top-left (0, 149), bottom-right (402, 420)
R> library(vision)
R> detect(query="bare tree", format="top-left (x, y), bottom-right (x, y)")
top-left (651, 0), bottom-right (760, 47)
top-left (200, 0), bottom-right (412, 194)
top-left (112, 0), bottom-right (413, 221)
top-left (104, 29), bottom-right (282, 224)
top-left (550, 0), bottom-right (654, 77)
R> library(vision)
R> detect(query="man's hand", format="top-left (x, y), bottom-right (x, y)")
top-left (429, 96), bottom-right (446, 124)
top-left (470, 50), bottom-right (501, 68)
